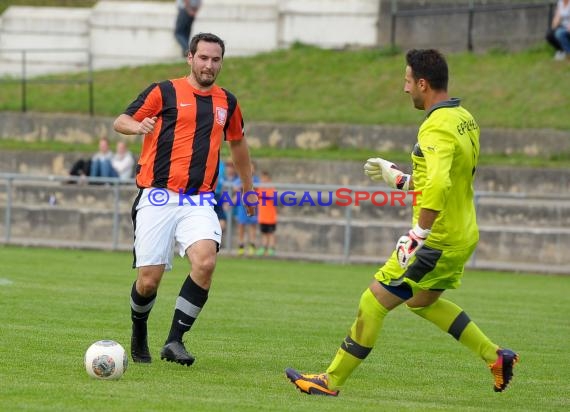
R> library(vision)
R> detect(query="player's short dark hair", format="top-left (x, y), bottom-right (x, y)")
top-left (405, 49), bottom-right (448, 91)
top-left (189, 32), bottom-right (226, 57)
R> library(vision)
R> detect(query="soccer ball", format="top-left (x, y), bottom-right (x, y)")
top-left (84, 340), bottom-right (128, 380)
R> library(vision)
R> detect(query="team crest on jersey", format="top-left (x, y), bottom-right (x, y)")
top-left (215, 107), bottom-right (227, 126)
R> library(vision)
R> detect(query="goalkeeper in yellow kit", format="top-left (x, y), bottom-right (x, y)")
top-left (286, 49), bottom-right (518, 396)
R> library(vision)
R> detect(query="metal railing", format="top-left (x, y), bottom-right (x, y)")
top-left (1, 173), bottom-right (127, 249)
top-left (0, 49), bottom-right (94, 115)
top-left (1, 173), bottom-right (569, 274)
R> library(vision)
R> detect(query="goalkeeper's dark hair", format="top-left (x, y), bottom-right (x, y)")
top-left (405, 49), bottom-right (448, 91)
top-left (189, 32), bottom-right (226, 57)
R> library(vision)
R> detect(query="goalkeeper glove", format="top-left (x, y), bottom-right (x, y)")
top-left (363, 158), bottom-right (410, 190)
top-left (396, 224), bottom-right (431, 269)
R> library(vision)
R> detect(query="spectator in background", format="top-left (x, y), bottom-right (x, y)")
top-left (234, 162), bottom-right (259, 256)
top-left (213, 159), bottom-right (228, 234)
top-left (90, 138), bottom-right (116, 180)
top-left (256, 171), bottom-right (277, 257)
top-left (175, 0), bottom-right (202, 57)
top-left (223, 160), bottom-right (238, 223)
top-left (67, 157), bottom-right (91, 184)
top-left (112, 141), bottom-right (135, 181)
top-left (546, 0), bottom-right (570, 61)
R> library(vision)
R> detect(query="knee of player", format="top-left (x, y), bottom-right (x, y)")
top-left (137, 277), bottom-right (160, 295)
top-left (405, 303), bottom-right (428, 316)
top-left (193, 255), bottom-right (216, 275)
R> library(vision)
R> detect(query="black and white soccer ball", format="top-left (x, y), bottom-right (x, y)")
top-left (84, 340), bottom-right (128, 380)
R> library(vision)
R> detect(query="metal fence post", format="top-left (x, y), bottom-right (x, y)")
top-left (112, 180), bottom-right (121, 250)
top-left (21, 51), bottom-right (27, 113)
top-left (2, 48), bottom-right (93, 114)
top-left (88, 51), bottom-right (94, 116)
top-left (224, 185), bottom-right (234, 251)
top-left (4, 177), bottom-right (13, 243)
top-left (390, 0), bottom-right (398, 49)
top-left (467, 5), bottom-right (474, 52)
top-left (343, 201), bottom-right (352, 264)
top-left (547, 2), bottom-right (555, 30)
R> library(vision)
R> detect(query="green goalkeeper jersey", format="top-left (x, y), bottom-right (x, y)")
top-left (411, 98), bottom-right (480, 250)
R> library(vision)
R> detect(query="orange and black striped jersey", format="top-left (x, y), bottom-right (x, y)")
top-left (124, 77), bottom-right (244, 194)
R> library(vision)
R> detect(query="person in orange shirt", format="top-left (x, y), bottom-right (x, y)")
top-left (256, 171), bottom-right (277, 256)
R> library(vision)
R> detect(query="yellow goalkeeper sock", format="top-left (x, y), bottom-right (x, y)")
top-left (407, 298), bottom-right (498, 363)
top-left (326, 288), bottom-right (389, 389)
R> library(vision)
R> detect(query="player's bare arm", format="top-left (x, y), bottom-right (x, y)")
top-left (417, 208), bottom-right (439, 231)
top-left (113, 114), bottom-right (157, 135)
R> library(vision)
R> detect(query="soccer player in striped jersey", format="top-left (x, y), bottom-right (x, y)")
top-left (114, 32), bottom-right (257, 366)
top-left (286, 49), bottom-right (518, 396)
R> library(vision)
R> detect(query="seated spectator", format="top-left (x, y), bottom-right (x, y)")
top-left (90, 138), bottom-right (116, 181)
top-left (67, 158), bottom-right (91, 184)
top-left (546, 0), bottom-right (570, 61)
top-left (112, 141), bottom-right (135, 181)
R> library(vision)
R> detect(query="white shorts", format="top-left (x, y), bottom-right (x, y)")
top-left (132, 188), bottom-right (222, 271)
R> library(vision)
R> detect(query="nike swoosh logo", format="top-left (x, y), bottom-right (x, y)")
top-left (180, 103), bottom-right (192, 107)
top-left (178, 320), bottom-right (191, 327)
top-left (214, 231), bottom-right (221, 236)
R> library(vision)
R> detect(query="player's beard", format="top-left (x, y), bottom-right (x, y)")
top-left (193, 66), bottom-right (218, 88)
top-left (411, 94), bottom-right (424, 110)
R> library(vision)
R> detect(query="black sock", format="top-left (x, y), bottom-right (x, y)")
top-left (130, 281), bottom-right (156, 338)
top-left (166, 276), bottom-right (209, 344)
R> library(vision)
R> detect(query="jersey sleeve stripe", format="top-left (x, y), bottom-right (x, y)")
top-left (222, 88), bottom-right (237, 139)
top-left (125, 83), bottom-right (158, 116)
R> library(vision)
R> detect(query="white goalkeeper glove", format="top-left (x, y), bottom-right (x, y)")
top-left (396, 224), bottom-right (431, 269)
top-left (363, 158), bottom-right (410, 190)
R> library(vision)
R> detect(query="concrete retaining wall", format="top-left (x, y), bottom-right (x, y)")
top-left (377, 0), bottom-right (551, 52)
top-left (1, 150), bottom-right (569, 195)
top-left (2, 112), bottom-right (570, 158)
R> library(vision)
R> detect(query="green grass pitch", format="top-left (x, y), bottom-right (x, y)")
top-left (0, 245), bottom-right (568, 411)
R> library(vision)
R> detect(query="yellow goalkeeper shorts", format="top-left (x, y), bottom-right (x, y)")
top-left (374, 242), bottom-right (478, 293)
